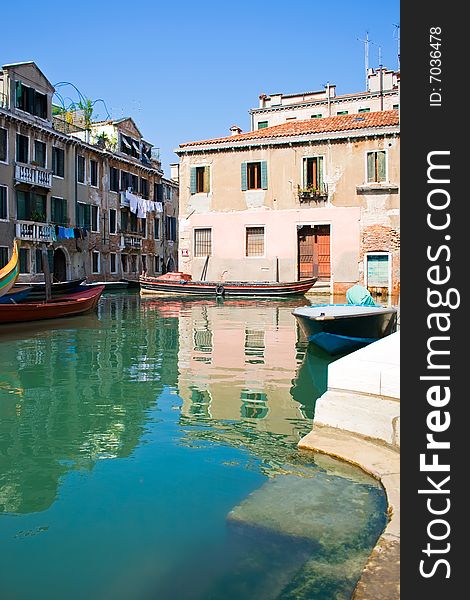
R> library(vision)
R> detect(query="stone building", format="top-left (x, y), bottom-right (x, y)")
top-left (250, 68), bottom-right (399, 130)
top-left (0, 61), bottom-right (178, 283)
top-left (175, 110), bottom-right (400, 296)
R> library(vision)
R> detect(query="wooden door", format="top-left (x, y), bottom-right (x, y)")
top-left (297, 226), bottom-right (318, 279)
top-left (315, 225), bottom-right (331, 279)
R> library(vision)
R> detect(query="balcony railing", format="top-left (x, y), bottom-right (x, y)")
top-left (15, 163), bottom-right (52, 188)
top-left (16, 221), bottom-right (55, 242)
top-left (120, 234), bottom-right (142, 249)
top-left (298, 183), bottom-right (328, 202)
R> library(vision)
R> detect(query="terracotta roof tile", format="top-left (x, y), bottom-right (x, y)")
top-left (179, 110), bottom-right (399, 148)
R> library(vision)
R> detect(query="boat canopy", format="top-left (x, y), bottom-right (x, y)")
top-left (346, 284), bottom-right (378, 307)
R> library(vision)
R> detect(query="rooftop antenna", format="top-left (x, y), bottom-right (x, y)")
top-left (357, 31), bottom-right (370, 90)
top-left (393, 24), bottom-right (400, 70)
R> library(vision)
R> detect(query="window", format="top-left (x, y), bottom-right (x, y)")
top-left (17, 191), bottom-right (46, 221)
top-left (77, 202), bottom-right (91, 228)
top-left (140, 217), bottom-right (147, 237)
top-left (194, 228), bottom-right (212, 257)
top-left (393, 104), bottom-right (399, 110)
top-left (154, 255), bottom-right (160, 273)
top-left (155, 182), bottom-right (163, 202)
top-left (246, 227), bottom-right (265, 257)
top-left (140, 178), bottom-right (149, 199)
top-left (90, 159), bottom-right (98, 187)
top-left (110, 167), bottom-right (119, 192)
top-left (15, 82), bottom-right (47, 119)
top-left (154, 217), bottom-right (160, 239)
top-left (51, 197), bottom-right (67, 225)
top-left (311, 113), bottom-right (322, 119)
top-left (121, 254), bottom-right (128, 272)
top-left (91, 206), bottom-right (99, 232)
top-left (16, 134), bottom-right (29, 163)
top-left (121, 209), bottom-right (129, 231)
top-left (77, 155), bottom-right (85, 183)
top-left (131, 173), bottom-right (138, 193)
top-left (302, 156), bottom-right (324, 191)
top-left (0, 247), bottom-right (8, 269)
top-left (242, 161), bottom-right (267, 190)
top-left (190, 166), bottom-right (210, 194)
top-left (35, 248), bottom-right (53, 274)
top-left (337, 110), bottom-right (348, 115)
top-left (0, 128), bottom-right (7, 162)
top-left (166, 216), bottom-right (177, 241)
top-left (120, 134), bottom-right (140, 159)
top-left (110, 253), bottom-right (117, 273)
top-left (91, 251), bottom-right (100, 274)
top-left (367, 150), bottom-right (387, 183)
top-left (358, 107), bottom-right (370, 113)
top-left (19, 248), bottom-right (30, 273)
top-left (52, 147), bottom-right (64, 177)
top-left (258, 121), bottom-right (268, 129)
top-left (109, 209), bottom-right (117, 234)
top-left (120, 170), bottom-right (130, 191)
top-left (129, 212), bottom-right (138, 233)
top-left (0, 186), bottom-right (7, 220)
top-left (141, 254), bottom-right (147, 274)
top-left (33, 140), bottom-right (46, 167)
top-left (130, 255), bottom-right (137, 273)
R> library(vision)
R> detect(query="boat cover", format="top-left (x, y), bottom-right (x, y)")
top-left (346, 284), bottom-right (378, 307)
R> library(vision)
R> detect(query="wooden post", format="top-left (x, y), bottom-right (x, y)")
top-left (41, 244), bottom-right (52, 302)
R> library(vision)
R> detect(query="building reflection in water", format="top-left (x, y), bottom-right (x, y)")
top-left (0, 293), bottom-right (179, 514)
top-left (144, 296), bottom-right (335, 463)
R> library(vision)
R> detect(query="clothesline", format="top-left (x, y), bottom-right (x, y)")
top-left (125, 190), bottom-right (163, 217)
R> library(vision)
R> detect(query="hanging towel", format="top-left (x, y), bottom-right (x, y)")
top-left (137, 199), bottom-right (146, 219)
top-left (154, 202), bottom-right (163, 213)
top-left (58, 226), bottom-right (66, 239)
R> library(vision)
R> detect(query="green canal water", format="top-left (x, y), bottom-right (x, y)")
top-left (0, 293), bottom-right (387, 600)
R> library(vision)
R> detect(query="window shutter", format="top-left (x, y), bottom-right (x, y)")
top-left (377, 151), bottom-right (386, 182)
top-left (260, 161), bottom-right (268, 190)
top-left (318, 157), bottom-right (324, 190)
top-left (241, 162), bottom-right (247, 191)
top-left (303, 158), bottom-right (308, 188)
top-left (15, 81), bottom-right (22, 107)
top-left (367, 153), bottom-right (375, 182)
top-left (190, 167), bottom-right (197, 194)
top-left (204, 166), bottom-right (210, 193)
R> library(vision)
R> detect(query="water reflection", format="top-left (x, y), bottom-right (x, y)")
top-left (0, 293), bottom-right (386, 600)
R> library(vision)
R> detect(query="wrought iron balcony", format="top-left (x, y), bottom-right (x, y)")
top-left (16, 221), bottom-right (55, 242)
top-left (298, 183), bottom-right (328, 202)
top-left (15, 163), bottom-right (52, 188)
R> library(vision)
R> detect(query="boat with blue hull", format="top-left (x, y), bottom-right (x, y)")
top-left (292, 304), bottom-right (398, 355)
top-left (0, 286), bottom-right (32, 304)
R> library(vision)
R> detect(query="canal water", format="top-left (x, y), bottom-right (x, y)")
top-left (0, 293), bottom-right (387, 600)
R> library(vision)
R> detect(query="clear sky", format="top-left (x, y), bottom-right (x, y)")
top-left (1, 0), bottom-right (399, 175)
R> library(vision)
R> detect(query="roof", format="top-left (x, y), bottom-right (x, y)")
top-left (179, 110), bottom-right (399, 149)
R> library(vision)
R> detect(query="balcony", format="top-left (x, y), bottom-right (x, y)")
top-left (120, 234), bottom-right (142, 249)
top-left (298, 183), bottom-right (328, 202)
top-left (15, 163), bottom-right (52, 188)
top-left (16, 221), bottom-right (55, 242)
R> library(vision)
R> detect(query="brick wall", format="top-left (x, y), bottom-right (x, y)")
top-left (360, 224), bottom-right (400, 295)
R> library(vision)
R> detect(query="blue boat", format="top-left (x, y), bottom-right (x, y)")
top-left (0, 286), bottom-right (32, 304)
top-left (292, 303), bottom-right (398, 355)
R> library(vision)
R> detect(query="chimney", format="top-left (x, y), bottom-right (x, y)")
top-left (230, 124), bottom-right (242, 136)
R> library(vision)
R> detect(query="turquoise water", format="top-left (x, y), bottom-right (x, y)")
top-left (0, 293), bottom-right (387, 600)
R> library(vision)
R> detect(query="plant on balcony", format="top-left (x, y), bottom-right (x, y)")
top-left (298, 184), bottom-right (326, 200)
top-left (30, 210), bottom-right (46, 223)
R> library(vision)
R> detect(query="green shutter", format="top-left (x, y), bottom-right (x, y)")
top-left (367, 152), bottom-right (375, 182)
top-left (15, 81), bottom-right (22, 107)
top-left (241, 162), bottom-right (247, 191)
top-left (260, 161), bottom-right (268, 190)
top-left (190, 167), bottom-right (197, 194)
top-left (377, 151), bottom-right (386, 182)
top-left (318, 157), bottom-right (324, 190)
top-left (204, 166), bottom-right (210, 193)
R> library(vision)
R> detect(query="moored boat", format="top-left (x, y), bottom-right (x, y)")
top-left (84, 280), bottom-right (129, 291)
top-left (292, 304), bottom-right (398, 355)
top-left (26, 277), bottom-right (86, 300)
top-left (0, 285), bottom-right (104, 324)
top-left (0, 285), bottom-right (33, 304)
top-left (139, 272), bottom-right (317, 297)
top-left (0, 240), bottom-right (20, 298)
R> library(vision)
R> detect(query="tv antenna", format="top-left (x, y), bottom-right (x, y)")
top-left (393, 24), bottom-right (400, 70)
top-left (357, 32), bottom-right (371, 90)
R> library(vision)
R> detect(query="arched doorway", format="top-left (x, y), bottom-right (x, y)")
top-left (166, 256), bottom-right (176, 273)
top-left (53, 248), bottom-right (67, 282)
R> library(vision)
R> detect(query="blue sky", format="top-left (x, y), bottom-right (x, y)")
top-left (1, 0), bottom-right (399, 174)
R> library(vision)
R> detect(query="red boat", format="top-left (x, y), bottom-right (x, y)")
top-left (139, 272), bottom-right (318, 297)
top-left (0, 285), bottom-right (104, 324)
